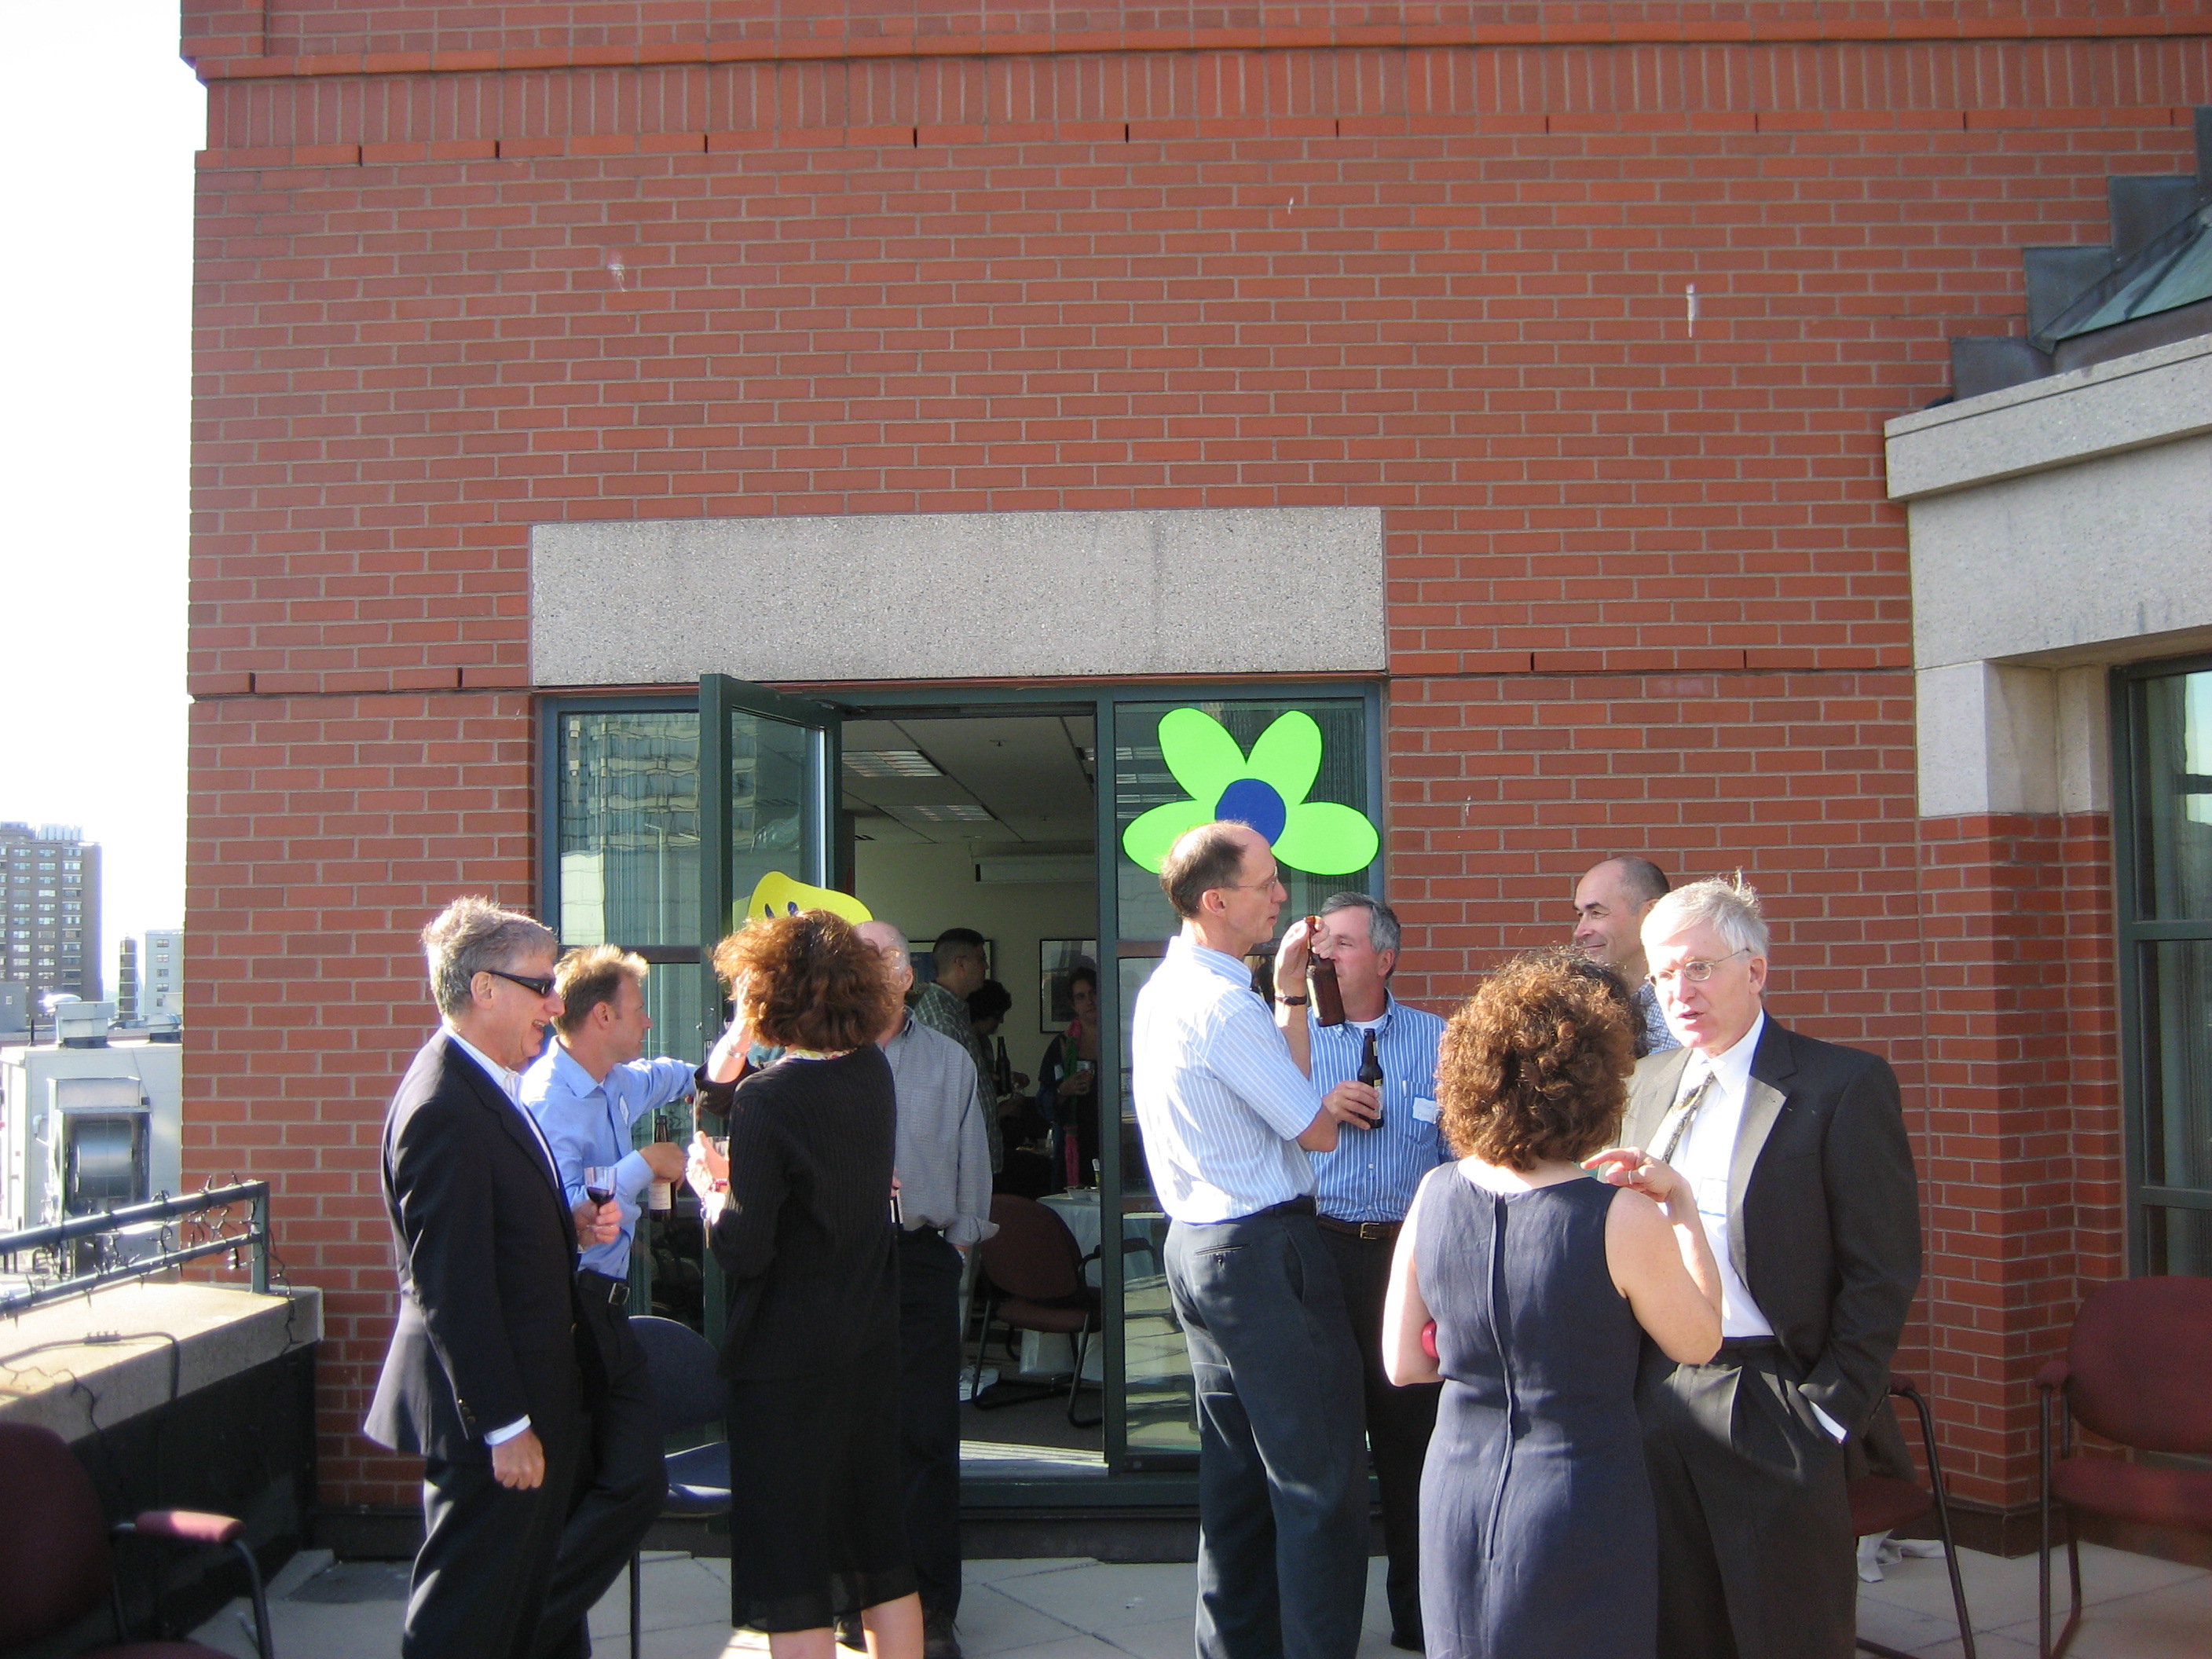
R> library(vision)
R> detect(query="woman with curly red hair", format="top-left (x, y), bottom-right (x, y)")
top-left (1382, 950), bottom-right (1722, 1659)
top-left (685, 910), bottom-right (921, 1659)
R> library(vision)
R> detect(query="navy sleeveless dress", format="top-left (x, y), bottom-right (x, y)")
top-left (1415, 1168), bottom-right (1656, 1659)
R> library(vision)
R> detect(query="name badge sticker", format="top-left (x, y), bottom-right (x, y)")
top-left (1412, 1095), bottom-right (1439, 1122)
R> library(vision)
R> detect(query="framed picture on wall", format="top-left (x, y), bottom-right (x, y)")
top-left (1039, 939), bottom-right (1099, 1033)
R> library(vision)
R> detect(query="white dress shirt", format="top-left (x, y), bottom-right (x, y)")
top-left (1665, 1011), bottom-right (1845, 1441)
top-left (445, 1025), bottom-right (561, 1447)
top-left (1132, 936), bottom-right (1323, 1224)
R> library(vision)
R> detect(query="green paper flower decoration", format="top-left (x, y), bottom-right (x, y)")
top-left (1122, 708), bottom-right (1380, 877)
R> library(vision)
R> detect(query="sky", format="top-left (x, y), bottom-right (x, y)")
top-left (0, 2), bottom-right (203, 987)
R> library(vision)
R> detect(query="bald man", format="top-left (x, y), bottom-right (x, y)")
top-left (1573, 855), bottom-right (1679, 1056)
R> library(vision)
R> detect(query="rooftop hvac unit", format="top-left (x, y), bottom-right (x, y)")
top-left (46, 1074), bottom-right (152, 1225)
top-left (55, 1002), bottom-right (115, 1049)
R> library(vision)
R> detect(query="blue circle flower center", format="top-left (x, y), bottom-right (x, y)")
top-left (1214, 778), bottom-right (1288, 844)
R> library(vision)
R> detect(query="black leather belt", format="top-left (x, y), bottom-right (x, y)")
top-left (1316, 1214), bottom-right (1401, 1243)
top-left (1252, 1195), bottom-right (1317, 1219)
top-left (578, 1270), bottom-right (629, 1309)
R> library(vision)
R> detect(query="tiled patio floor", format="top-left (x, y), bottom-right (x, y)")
top-left (188, 1540), bottom-right (2209, 1658)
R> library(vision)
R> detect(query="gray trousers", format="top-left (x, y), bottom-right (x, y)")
top-left (1166, 1206), bottom-right (1370, 1659)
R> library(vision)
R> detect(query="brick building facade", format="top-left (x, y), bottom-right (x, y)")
top-left (181, 4), bottom-right (2212, 1539)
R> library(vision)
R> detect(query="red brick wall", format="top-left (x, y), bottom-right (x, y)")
top-left (184, 6), bottom-right (2178, 1512)
top-left (1916, 811), bottom-right (2126, 1507)
top-left (185, 691), bottom-right (536, 1504)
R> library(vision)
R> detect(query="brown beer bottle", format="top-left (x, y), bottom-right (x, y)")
top-left (1357, 1029), bottom-right (1386, 1126)
top-left (1306, 916), bottom-right (1347, 1027)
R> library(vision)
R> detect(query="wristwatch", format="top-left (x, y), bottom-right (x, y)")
top-left (1277, 994), bottom-right (1310, 1006)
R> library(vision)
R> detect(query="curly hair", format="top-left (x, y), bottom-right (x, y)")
top-left (1436, 949), bottom-right (1638, 1170)
top-left (711, 910), bottom-right (901, 1053)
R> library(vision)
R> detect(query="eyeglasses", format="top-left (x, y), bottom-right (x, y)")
top-left (1647, 948), bottom-right (1749, 988)
top-left (482, 968), bottom-right (558, 998)
top-left (1218, 873), bottom-right (1286, 893)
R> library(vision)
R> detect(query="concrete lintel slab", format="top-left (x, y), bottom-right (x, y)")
top-left (531, 507), bottom-right (1386, 687)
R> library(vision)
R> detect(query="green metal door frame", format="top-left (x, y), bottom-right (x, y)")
top-left (2110, 653), bottom-right (2212, 1274)
top-left (542, 674), bottom-right (1386, 1502)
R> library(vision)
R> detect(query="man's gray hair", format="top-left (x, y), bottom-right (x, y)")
top-left (1320, 892), bottom-right (1401, 959)
top-left (422, 897), bottom-right (558, 1017)
top-left (1644, 873), bottom-right (1770, 959)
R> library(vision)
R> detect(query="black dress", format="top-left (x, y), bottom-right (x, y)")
top-left (1415, 1168), bottom-right (1655, 1659)
top-left (704, 1047), bottom-right (914, 1632)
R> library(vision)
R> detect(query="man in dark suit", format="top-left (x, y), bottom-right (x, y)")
top-left (1616, 875), bottom-right (1920, 1659)
top-left (365, 897), bottom-right (631, 1659)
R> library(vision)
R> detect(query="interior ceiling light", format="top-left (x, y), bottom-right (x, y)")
top-left (904, 804), bottom-right (994, 823)
top-left (843, 749), bottom-right (943, 778)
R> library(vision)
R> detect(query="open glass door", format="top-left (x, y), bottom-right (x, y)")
top-left (696, 675), bottom-right (843, 1341)
top-left (546, 676), bottom-right (841, 1339)
top-left (697, 673), bottom-right (844, 992)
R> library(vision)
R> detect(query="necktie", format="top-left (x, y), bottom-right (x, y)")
top-left (1654, 1071), bottom-right (1716, 1166)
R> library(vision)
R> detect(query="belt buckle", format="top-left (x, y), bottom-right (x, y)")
top-left (1359, 1222), bottom-right (1388, 1242)
top-left (607, 1281), bottom-right (629, 1309)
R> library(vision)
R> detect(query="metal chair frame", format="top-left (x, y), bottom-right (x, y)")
top-left (626, 1315), bottom-right (734, 1659)
top-left (1855, 1379), bottom-right (1976, 1659)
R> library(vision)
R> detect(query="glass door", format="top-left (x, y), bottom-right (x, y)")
top-left (1101, 691), bottom-right (1383, 1469)
top-left (545, 678), bottom-right (842, 1333)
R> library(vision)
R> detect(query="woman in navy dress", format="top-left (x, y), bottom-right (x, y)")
top-left (1382, 953), bottom-right (1723, 1659)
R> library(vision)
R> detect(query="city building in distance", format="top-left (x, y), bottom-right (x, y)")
top-left (1, 824), bottom-right (101, 1013)
top-left (115, 929), bottom-right (185, 1027)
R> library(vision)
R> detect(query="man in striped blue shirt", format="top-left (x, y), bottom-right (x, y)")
top-left (1303, 894), bottom-right (1449, 1653)
top-left (1133, 821), bottom-right (1372, 1659)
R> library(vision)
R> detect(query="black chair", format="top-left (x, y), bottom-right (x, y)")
top-left (627, 1315), bottom-right (734, 1659)
top-left (1849, 1378), bottom-right (1975, 1659)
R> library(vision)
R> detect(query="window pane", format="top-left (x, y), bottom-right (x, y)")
top-left (558, 712), bottom-right (701, 947)
top-left (2141, 940), bottom-right (2212, 1192)
top-left (725, 712), bottom-right (812, 937)
top-left (641, 957), bottom-right (709, 1073)
top-left (1119, 954), bottom-right (1196, 1460)
top-left (1114, 698), bottom-right (1373, 944)
top-left (2144, 1205), bottom-right (2212, 1276)
top-left (1109, 696), bottom-right (1375, 1464)
top-left (2135, 669), bottom-right (2212, 921)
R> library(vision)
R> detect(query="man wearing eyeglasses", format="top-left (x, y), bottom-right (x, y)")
top-left (366, 898), bottom-right (625, 1659)
top-left (1132, 822), bottom-right (1375, 1659)
top-left (1613, 876), bottom-right (1920, 1659)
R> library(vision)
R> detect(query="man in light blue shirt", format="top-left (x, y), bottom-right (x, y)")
top-left (1132, 822), bottom-right (1370, 1659)
top-left (1303, 893), bottom-right (1448, 1653)
top-left (522, 945), bottom-right (692, 1650)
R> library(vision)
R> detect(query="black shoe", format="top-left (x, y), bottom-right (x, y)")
top-left (834, 1614), bottom-right (866, 1650)
top-left (1389, 1629), bottom-right (1423, 1653)
top-left (922, 1607), bottom-right (964, 1659)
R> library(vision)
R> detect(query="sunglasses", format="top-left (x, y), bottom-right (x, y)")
top-left (482, 968), bottom-right (557, 998)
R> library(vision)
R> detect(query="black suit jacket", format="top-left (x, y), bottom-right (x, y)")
top-left (364, 1031), bottom-right (588, 1462)
top-left (1622, 1015), bottom-right (1920, 1437)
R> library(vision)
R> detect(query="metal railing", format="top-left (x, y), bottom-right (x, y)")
top-left (0, 1182), bottom-right (271, 1318)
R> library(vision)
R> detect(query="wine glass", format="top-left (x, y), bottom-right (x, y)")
top-left (582, 1165), bottom-right (617, 1207)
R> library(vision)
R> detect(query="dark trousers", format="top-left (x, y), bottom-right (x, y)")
top-left (407, 1415), bottom-right (582, 1659)
top-left (898, 1228), bottom-right (965, 1619)
top-left (1166, 1208), bottom-right (1369, 1659)
top-left (1320, 1225), bottom-right (1441, 1643)
top-left (530, 1280), bottom-right (669, 1658)
top-left (1639, 1340), bottom-right (1856, 1659)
